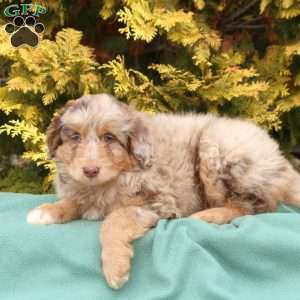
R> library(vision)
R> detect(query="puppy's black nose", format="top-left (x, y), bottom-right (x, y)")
top-left (83, 166), bottom-right (100, 178)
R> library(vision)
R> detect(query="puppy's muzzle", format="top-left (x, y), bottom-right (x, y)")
top-left (83, 166), bottom-right (100, 178)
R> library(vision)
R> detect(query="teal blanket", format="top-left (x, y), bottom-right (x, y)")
top-left (1, 193), bottom-right (300, 300)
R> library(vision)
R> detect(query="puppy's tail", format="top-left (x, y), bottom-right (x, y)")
top-left (282, 167), bottom-right (300, 208)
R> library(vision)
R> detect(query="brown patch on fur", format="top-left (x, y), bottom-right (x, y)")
top-left (128, 117), bottom-right (153, 169)
top-left (197, 139), bottom-right (228, 208)
top-left (110, 148), bottom-right (136, 172)
top-left (46, 100), bottom-right (76, 158)
top-left (97, 122), bottom-right (128, 147)
top-left (224, 192), bottom-right (276, 215)
top-left (193, 133), bottom-right (208, 211)
top-left (61, 124), bottom-right (87, 139)
top-left (104, 138), bottom-right (136, 172)
top-left (96, 122), bottom-right (137, 172)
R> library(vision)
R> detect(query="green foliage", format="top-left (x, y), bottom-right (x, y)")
top-left (260, 0), bottom-right (300, 18)
top-left (0, 166), bottom-right (47, 194)
top-left (0, 0), bottom-right (300, 192)
top-left (0, 28), bottom-right (102, 106)
top-left (114, 1), bottom-right (221, 69)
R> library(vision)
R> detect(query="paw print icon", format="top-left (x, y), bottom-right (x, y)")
top-left (4, 16), bottom-right (45, 48)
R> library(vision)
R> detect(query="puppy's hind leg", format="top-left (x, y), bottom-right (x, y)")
top-left (189, 204), bottom-right (253, 225)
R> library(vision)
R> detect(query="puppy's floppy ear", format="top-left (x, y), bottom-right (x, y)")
top-left (129, 116), bottom-right (153, 169)
top-left (46, 100), bottom-right (76, 158)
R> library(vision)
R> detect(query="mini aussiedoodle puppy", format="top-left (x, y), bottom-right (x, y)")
top-left (27, 93), bottom-right (300, 289)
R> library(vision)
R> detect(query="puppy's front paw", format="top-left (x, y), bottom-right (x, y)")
top-left (102, 243), bottom-right (133, 289)
top-left (27, 204), bottom-right (62, 225)
top-left (82, 208), bottom-right (102, 221)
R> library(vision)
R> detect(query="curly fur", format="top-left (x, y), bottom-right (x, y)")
top-left (27, 93), bottom-right (300, 289)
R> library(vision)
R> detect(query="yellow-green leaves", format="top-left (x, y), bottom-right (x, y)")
top-left (194, 0), bottom-right (205, 10)
top-left (260, 0), bottom-right (300, 18)
top-left (114, 1), bottom-right (221, 68)
top-left (1, 29), bottom-right (102, 105)
top-left (260, 0), bottom-right (272, 13)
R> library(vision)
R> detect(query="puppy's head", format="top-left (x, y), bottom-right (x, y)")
top-left (47, 94), bottom-right (152, 186)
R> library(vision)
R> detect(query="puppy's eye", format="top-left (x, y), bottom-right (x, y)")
top-left (71, 132), bottom-right (81, 142)
top-left (62, 127), bottom-right (81, 142)
top-left (103, 133), bottom-right (116, 143)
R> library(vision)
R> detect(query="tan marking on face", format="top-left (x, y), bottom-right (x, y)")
top-left (97, 122), bottom-right (128, 147)
top-left (56, 118), bottom-right (134, 184)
